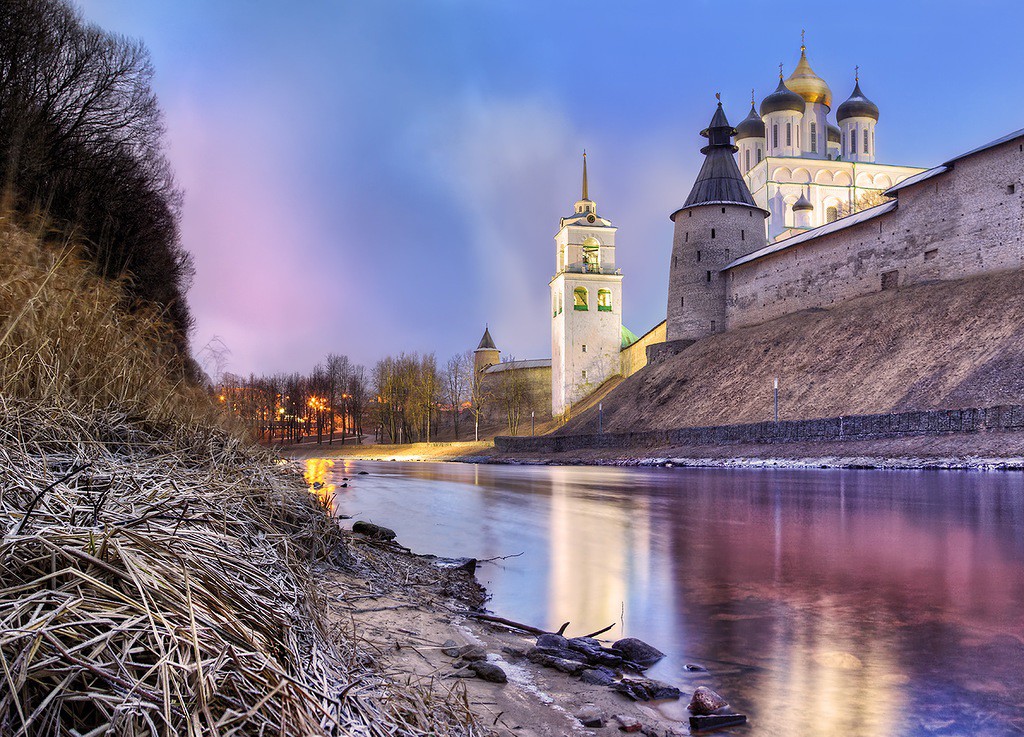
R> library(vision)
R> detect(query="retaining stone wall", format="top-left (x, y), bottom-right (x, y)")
top-left (495, 405), bottom-right (1024, 454)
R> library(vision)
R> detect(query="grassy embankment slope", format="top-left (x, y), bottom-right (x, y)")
top-left (0, 218), bottom-right (484, 734)
top-left (562, 269), bottom-right (1024, 437)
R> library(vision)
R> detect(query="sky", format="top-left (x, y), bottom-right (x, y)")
top-left (76, 0), bottom-right (1024, 378)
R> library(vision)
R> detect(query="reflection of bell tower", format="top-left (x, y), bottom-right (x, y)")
top-left (550, 153), bottom-right (623, 418)
top-left (474, 326), bottom-right (499, 375)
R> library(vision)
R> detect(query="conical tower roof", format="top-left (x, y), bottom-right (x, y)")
top-left (677, 101), bottom-right (761, 215)
top-left (476, 326), bottom-right (497, 351)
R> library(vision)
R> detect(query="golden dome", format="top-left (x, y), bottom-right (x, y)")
top-left (786, 46), bottom-right (832, 108)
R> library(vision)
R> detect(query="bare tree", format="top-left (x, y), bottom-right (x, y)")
top-left (837, 190), bottom-right (891, 218)
top-left (443, 350), bottom-right (472, 440)
top-left (496, 356), bottom-right (528, 436)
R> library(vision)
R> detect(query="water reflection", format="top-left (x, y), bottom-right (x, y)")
top-left (303, 458), bottom-right (336, 505)
top-left (326, 462), bottom-right (1024, 736)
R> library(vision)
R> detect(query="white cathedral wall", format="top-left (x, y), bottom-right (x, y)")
top-left (558, 274), bottom-right (623, 410)
top-left (550, 277), bottom-right (567, 417)
top-left (842, 116), bottom-right (876, 163)
top-left (766, 111), bottom-right (804, 157)
top-left (800, 102), bottom-right (829, 158)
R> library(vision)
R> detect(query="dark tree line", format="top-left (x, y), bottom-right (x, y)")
top-left (0, 0), bottom-right (194, 351)
top-left (217, 355), bottom-right (370, 445)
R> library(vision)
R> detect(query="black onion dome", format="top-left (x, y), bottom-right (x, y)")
top-left (676, 103), bottom-right (760, 214)
top-left (760, 78), bottom-right (805, 116)
top-left (793, 192), bottom-right (813, 211)
top-left (734, 104), bottom-right (765, 140)
top-left (837, 81), bottom-right (879, 122)
top-left (827, 122), bottom-right (842, 143)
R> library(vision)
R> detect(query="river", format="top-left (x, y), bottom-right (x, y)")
top-left (307, 459), bottom-right (1024, 736)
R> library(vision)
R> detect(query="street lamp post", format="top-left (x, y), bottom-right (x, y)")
top-left (774, 377), bottom-right (779, 424)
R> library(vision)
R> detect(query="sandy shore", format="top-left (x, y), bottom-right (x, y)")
top-left (331, 530), bottom-right (705, 737)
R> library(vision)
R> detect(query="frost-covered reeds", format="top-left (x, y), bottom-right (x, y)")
top-left (0, 217), bottom-right (484, 735)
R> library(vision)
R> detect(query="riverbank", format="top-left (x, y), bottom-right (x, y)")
top-left (330, 527), bottom-right (710, 737)
top-left (488, 431), bottom-right (1024, 470)
top-left (281, 430), bottom-right (1024, 470)
top-left (283, 438), bottom-right (498, 462)
top-left (0, 401), bottom-right (486, 735)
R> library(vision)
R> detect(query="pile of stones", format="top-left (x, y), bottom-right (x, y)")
top-left (441, 640), bottom-right (508, 683)
top-left (525, 633), bottom-right (681, 701)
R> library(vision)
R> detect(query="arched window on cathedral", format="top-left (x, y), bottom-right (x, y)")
top-left (558, 292), bottom-right (563, 314)
top-left (810, 123), bottom-right (817, 152)
top-left (598, 289), bottom-right (612, 312)
top-left (786, 123), bottom-right (792, 147)
top-left (573, 287), bottom-right (588, 311)
top-left (745, 149), bottom-right (750, 171)
top-left (863, 129), bottom-right (869, 154)
top-left (826, 206), bottom-right (838, 223)
top-left (773, 125), bottom-right (779, 149)
top-left (757, 148), bottom-right (762, 163)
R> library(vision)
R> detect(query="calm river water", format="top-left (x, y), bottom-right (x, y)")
top-left (308, 459), bottom-right (1024, 736)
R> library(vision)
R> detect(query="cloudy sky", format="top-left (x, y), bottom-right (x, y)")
top-left (77, 0), bottom-right (1024, 377)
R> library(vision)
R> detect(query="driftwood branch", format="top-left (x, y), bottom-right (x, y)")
top-left (581, 622), bottom-right (616, 639)
top-left (476, 551), bottom-right (524, 564)
top-left (459, 612), bottom-right (547, 636)
top-left (460, 612), bottom-right (616, 641)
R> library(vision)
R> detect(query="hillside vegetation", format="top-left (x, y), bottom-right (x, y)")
top-left (0, 213), bottom-right (211, 424)
top-left (561, 269), bottom-right (1024, 435)
top-left (0, 0), bottom-right (193, 347)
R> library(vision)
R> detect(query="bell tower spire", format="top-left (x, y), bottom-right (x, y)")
top-left (581, 150), bottom-right (589, 201)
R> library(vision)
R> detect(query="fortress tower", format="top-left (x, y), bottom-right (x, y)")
top-left (551, 153), bottom-right (623, 418)
top-left (666, 100), bottom-right (768, 343)
top-left (473, 326), bottom-right (499, 375)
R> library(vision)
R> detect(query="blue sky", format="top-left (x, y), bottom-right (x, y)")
top-left (76, 0), bottom-right (1024, 376)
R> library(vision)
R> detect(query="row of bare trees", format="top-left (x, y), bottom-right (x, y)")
top-left (372, 351), bottom-right (481, 444)
top-left (216, 347), bottom-right (537, 445)
top-left (217, 354), bottom-right (369, 445)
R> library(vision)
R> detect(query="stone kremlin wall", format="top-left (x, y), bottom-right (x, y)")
top-left (725, 136), bottom-right (1024, 329)
top-left (496, 404), bottom-right (1024, 455)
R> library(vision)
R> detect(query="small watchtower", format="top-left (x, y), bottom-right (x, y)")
top-left (474, 326), bottom-right (499, 375)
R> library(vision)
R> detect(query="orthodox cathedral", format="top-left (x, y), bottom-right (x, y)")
top-left (473, 38), bottom-right (1021, 424)
top-left (737, 36), bottom-right (923, 241)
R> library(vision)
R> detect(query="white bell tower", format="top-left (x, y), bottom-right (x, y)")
top-left (550, 152), bottom-right (623, 419)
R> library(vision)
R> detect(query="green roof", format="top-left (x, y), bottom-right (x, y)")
top-left (620, 325), bottom-right (639, 349)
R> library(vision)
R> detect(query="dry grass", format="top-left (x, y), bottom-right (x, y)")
top-left (0, 400), bottom-right (485, 736)
top-left (0, 215), bottom-right (487, 734)
top-left (0, 210), bottom-right (219, 427)
top-left (563, 268), bottom-right (1024, 434)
